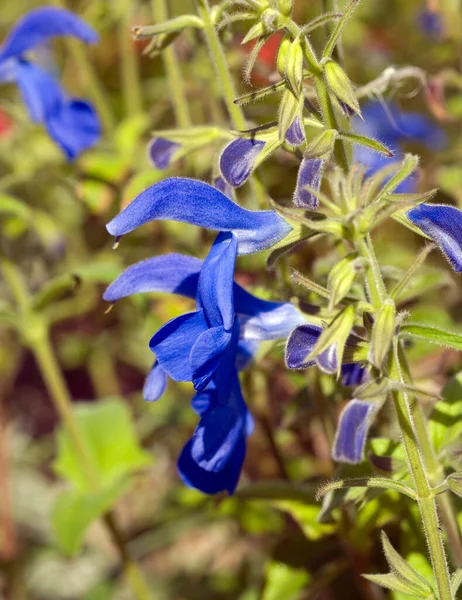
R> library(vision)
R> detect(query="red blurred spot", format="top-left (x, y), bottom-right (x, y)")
top-left (0, 108), bottom-right (13, 137)
top-left (241, 32), bottom-right (285, 85)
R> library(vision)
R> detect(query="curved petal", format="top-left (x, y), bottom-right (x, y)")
top-left (14, 60), bottom-right (63, 123)
top-left (332, 400), bottom-right (377, 464)
top-left (285, 324), bottom-right (322, 370)
top-left (197, 232), bottom-right (237, 329)
top-left (149, 310), bottom-right (208, 381)
top-left (407, 204), bottom-right (462, 272)
top-left (143, 361), bottom-right (168, 402)
top-left (190, 404), bottom-right (246, 472)
top-left (235, 339), bottom-right (258, 371)
top-left (293, 158), bottom-right (323, 209)
top-left (106, 178), bottom-right (292, 255)
top-left (213, 176), bottom-right (233, 199)
top-left (148, 137), bottom-right (180, 170)
top-left (191, 383), bottom-right (218, 416)
top-left (46, 99), bottom-right (101, 160)
top-left (316, 343), bottom-right (338, 375)
top-left (219, 138), bottom-right (265, 187)
top-left (285, 117), bottom-right (305, 147)
top-left (103, 254), bottom-right (202, 303)
top-left (190, 326), bottom-right (232, 391)
top-left (237, 297), bottom-right (305, 341)
top-left (0, 7), bottom-right (98, 62)
top-left (177, 435), bottom-right (246, 495)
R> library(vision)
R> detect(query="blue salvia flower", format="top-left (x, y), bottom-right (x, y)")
top-left (106, 177), bottom-right (293, 255)
top-left (285, 324), bottom-right (365, 377)
top-left (213, 176), bottom-right (233, 199)
top-left (148, 138), bottom-right (181, 170)
top-left (407, 203), bottom-right (462, 272)
top-left (104, 235), bottom-right (304, 493)
top-left (0, 7), bottom-right (101, 159)
top-left (353, 101), bottom-right (445, 192)
top-left (332, 400), bottom-right (377, 464)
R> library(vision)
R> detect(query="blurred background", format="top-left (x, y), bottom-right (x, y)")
top-left (1, 0), bottom-right (462, 598)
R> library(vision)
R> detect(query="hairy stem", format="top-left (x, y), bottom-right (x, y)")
top-left (119, 0), bottom-right (144, 116)
top-left (152, 0), bottom-right (193, 129)
top-left (354, 239), bottom-right (452, 599)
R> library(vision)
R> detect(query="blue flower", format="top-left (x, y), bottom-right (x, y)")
top-left (147, 138), bottom-right (180, 170)
top-left (104, 234), bottom-right (304, 493)
top-left (407, 203), bottom-right (462, 272)
top-left (0, 7), bottom-right (101, 159)
top-left (285, 117), bottom-right (305, 147)
top-left (332, 400), bottom-right (377, 464)
top-left (353, 101), bottom-right (445, 192)
top-left (106, 177), bottom-right (292, 255)
top-left (285, 323), bottom-right (366, 377)
top-left (417, 9), bottom-right (444, 38)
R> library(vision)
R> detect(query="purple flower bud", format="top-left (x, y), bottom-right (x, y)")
top-left (293, 158), bottom-right (323, 209)
top-left (341, 363), bottom-right (367, 387)
top-left (148, 137), bottom-right (181, 170)
top-left (332, 400), bottom-right (377, 464)
top-left (219, 138), bottom-right (265, 187)
top-left (285, 117), bottom-right (305, 147)
top-left (407, 203), bottom-right (462, 272)
top-left (285, 324), bottom-right (321, 369)
top-left (143, 361), bottom-right (168, 402)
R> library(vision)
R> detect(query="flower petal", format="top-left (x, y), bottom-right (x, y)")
top-left (197, 232), bottom-right (237, 330)
top-left (149, 310), bottom-right (208, 381)
top-left (191, 383), bottom-right (218, 416)
top-left (407, 204), bottom-right (462, 272)
top-left (147, 137), bottom-right (180, 170)
top-left (219, 138), bottom-right (265, 187)
top-left (190, 326), bottom-right (233, 391)
top-left (0, 7), bottom-right (98, 62)
top-left (46, 98), bottom-right (101, 160)
top-left (14, 60), bottom-right (62, 123)
top-left (332, 400), bottom-right (377, 464)
top-left (178, 435), bottom-right (246, 495)
top-left (285, 324), bottom-right (322, 369)
top-left (293, 158), bottom-right (323, 209)
top-left (285, 117), bottom-right (305, 147)
top-left (103, 254), bottom-right (202, 303)
top-left (316, 343), bottom-right (338, 375)
top-left (237, 294), bottom-right (305, 341)
top-left (143, 361), bottom-right (168, 402)
top-left (106, 177), bottom-right (292, 255)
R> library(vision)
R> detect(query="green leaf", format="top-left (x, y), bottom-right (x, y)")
top-left (262, 562), bottom-right (310, 600)
top-left (52, 479), bottom-right (129, 556)
top-left (54, 398), bottom-right (152, 491)
top-left (399, 323), bottom-right (462, 351)
top-left (429, 372), bottom-right (462, 453)
top-left (339, 131), bottom-right (392, 157)
top-left (132, 16), bottom-right (204, 39)
top-left (363, 573), bottom-right (432, 598)
top-left (381, 532), bottom-right (434, 596)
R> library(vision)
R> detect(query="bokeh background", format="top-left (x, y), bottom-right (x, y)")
top-left (1, 0), bottom-right (462, 598)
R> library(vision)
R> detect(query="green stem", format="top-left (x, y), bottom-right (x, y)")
top-left (153, 0), bottom-right (192, 129)
top-left (119, 1), bottom-right (144, 116)
top-left (195, 0), bottom-right (246, 129)
top-left (1, 262), bottom-right (151, 600)
top-left (313, 75), bottom-right (349, 171)
top-left (352, 241), bottom-right (452, 599)
top-left (52, 0), bottom-right (116, 132)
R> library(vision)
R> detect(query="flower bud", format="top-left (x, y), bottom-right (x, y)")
top-left (327, 254), bottom-right (366, 309)
top-left (277, 0), bottom-right (293, 16)
top-left (324, 60), bottom-right (361, 116)
top-left (285, 37), bottom-right (304, 96)
top-left (219, 138), bottom-right (265, 187)
top-left (368, 299), bottom-right (396, 369)
top-left (304, 129), bottom-right (337, 159)
top-left (148, 137), bottom-right (180, 170)
top-left (276, 34), bottom-right (291, 78)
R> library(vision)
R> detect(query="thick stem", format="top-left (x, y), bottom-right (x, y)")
top-left (353, 241), bottom-right (452, 598)
top-left (153, 0), bottom-right (193, 129)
